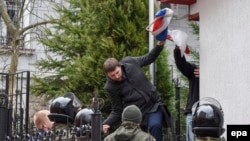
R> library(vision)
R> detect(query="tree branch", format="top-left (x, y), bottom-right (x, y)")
top-left (0, 0), bottom-right (17, 34)
top-left (19, 20), bottom-right (56, 35)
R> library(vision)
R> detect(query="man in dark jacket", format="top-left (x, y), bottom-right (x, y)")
top-left (102, 40), bottom-right (168, 141)
top-left (104, 105), bottom-right (155, 141)
top-left (174, 46), bottom-right (199, 141)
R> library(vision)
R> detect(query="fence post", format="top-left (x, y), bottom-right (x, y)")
top-left (0, 94), bottom-right (8, 140)
top-left (91, 89), bottom-right (103, 141)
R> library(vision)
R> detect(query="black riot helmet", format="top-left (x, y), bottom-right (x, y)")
top-left (49, 92), bottom-right (83, 124)
top-left (75, 108), bottom-right (94, 127)
top-left (192, 97), bottom-right (225, 138)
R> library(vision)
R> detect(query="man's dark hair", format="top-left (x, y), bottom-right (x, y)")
top-left (103, 57), bottom-right (120, 73)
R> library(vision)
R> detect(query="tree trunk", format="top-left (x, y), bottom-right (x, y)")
top-left (8, 35), bottom-right (20, 105)
top-left (0, 0), bottom-right (19, 104)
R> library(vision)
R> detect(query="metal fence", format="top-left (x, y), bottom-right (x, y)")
top-left (0, 71), bottom-right (31, 140)
top-left (0, 71), bottom-right (102, 141)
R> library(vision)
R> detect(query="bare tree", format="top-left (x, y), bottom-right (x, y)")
top-left (0, 0), bottom-right (56, 102)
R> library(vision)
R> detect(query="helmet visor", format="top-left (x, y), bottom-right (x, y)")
top-left (192, 97), bottom-right (223, 116)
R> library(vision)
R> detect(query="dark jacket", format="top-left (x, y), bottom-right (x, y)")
top-left (32, 129), bottom-right (44, 141)
top-left (104, 121), bottom-right (156, 141)
top-left (174, 47), bottom-right (199, 114)
top-left (103, 45), bottom-right (164, 127)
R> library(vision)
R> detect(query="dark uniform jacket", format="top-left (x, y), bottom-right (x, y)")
top-left (174, 47), bottom-right (199, 114)
top-left (103, 45), bottom-right (165, 127)
top-left (104, 121), bottom-right (156, 141)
